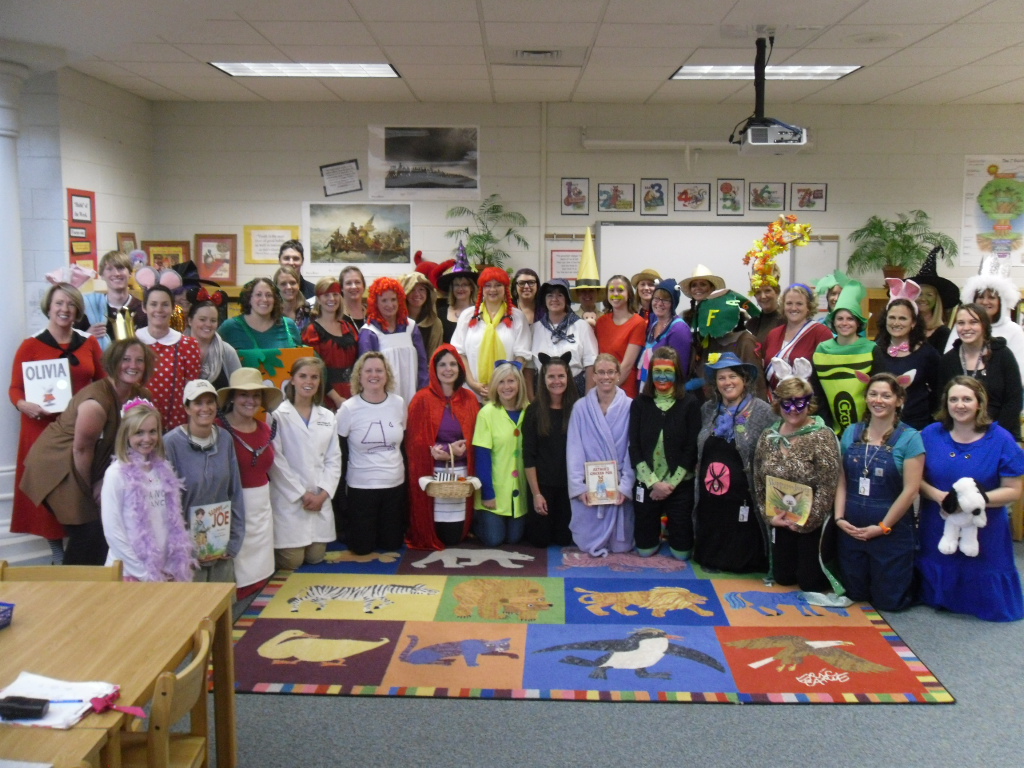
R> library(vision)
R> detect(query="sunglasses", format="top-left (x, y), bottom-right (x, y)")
top-left (780, 396), bottom-right (812, 414)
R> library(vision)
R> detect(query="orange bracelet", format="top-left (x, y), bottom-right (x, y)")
top-left (878, 522), bottom-right (892, 535)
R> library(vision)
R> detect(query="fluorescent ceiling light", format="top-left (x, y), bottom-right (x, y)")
top-left (210, 62), bottom-right (399, 78)
top-left (672, 65), bottom-right (859, 81)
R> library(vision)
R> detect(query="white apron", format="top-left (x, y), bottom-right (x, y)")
top-left (373, 321), bottom-right (418, 410)
top-left (233, 484), bottom-right (275, 588)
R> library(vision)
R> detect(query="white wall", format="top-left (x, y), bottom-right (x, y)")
top-left (145, 97), bottom-right (1024, 292)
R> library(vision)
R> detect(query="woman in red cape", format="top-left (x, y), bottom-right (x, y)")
top-left (406, 343), bottom-right (480, 550)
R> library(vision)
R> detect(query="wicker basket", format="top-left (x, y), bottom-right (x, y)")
top-left (423, 450), bottom-right (476, 500)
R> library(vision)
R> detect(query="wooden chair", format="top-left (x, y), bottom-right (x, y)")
top-left (0, 559), bottom-right (124, 582)
top-left (119, 617), bottom-right (213, 768)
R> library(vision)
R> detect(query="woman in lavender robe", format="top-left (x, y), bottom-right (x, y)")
top-left (567, 353), bottom-right (635, 556)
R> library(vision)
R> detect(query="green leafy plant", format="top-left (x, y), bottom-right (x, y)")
top-left (846, 209), bottom-right (958, 276)
top-left (445, 194), bottom-right (529, 268)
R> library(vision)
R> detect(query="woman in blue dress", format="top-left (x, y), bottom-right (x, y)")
top-left (917, 376), bottom-right (1024, 622)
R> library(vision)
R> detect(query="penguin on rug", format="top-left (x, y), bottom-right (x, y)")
top-left (534, 627), bottom-right (725, 679)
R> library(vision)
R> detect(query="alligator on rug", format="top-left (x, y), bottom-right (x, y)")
top-left (232, 543), bottom-right (953, 704)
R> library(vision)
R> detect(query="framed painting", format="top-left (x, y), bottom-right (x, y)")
top-left (141, 240), bottom-right (190, 269)
top-left (561, 178), bottom-right (589, 215)
top-left (303, 202), bottom-right (412, 278)
top-left (673, 183), bottom-right (711, 212)
top-left (194, 234), bottom-right (237, 283)
top-left (791, 183), bottom-right (828, 212)
top-left (597, 183), bottom-right (634, 213)
top-left (748, 182), bottom-right (786, 212)
top-left (640, 179), bottom-right (669, 216)
top-left (716, 179), bottom-right (745, 216)
top-left (368, 126), bottom-right (479, 200)
top-left (116, 232), bottom-right (137, 253)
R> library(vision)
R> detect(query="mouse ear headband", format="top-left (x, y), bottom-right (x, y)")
top-left (886, 278), bottom-right (922, 312)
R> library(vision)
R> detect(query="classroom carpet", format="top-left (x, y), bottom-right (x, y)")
top-left (232, 543), bottom-right (954, 704)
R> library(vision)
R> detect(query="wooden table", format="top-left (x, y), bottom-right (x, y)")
top-left (0, 581), bottom-right (236, 767)
top-left (0, 725), bottom-right (106, 767)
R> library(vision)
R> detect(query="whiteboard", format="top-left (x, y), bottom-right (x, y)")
top-left (597, 221), bottom-right (785, 294)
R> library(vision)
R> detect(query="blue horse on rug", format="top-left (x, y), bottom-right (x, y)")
top-left (724, 590), bottom-right (849, 618)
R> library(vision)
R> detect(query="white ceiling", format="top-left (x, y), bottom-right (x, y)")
top-left (2, 0), bottom-right (1023, 104)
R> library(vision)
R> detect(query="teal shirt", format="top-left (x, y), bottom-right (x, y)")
top-left (218, 315), bottom-right (302, 352)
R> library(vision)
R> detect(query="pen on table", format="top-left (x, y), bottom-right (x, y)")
top-left (48, 699), bottom-right (85, 704)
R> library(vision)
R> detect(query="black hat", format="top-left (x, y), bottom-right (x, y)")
top-left (910, 247), bottom-right (959, 310)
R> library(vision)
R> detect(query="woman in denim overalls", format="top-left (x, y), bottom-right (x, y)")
top-left (835, 373), bottom-right (925, 611)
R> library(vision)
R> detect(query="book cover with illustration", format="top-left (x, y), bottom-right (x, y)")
top-left (765, 476), bottom-right (813, 526)
top-left (190, 502), bottom-right (231, 560)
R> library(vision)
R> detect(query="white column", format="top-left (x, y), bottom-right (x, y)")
top-left (0, 61), bottom-right (31, 480)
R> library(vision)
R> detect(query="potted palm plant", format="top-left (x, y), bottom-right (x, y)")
top-left (445, 194), bottom-right (530, 269)
top-left (846, 209), bottom-right (958, 279)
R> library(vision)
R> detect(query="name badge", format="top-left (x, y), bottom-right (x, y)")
top-left (635, 485), bottom-right (644, 503)
top-left (858, 477), bottom-right (871, 496)
top-left (738, 505), bottom-right (749, 522)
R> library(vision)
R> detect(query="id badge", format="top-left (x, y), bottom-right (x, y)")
top-left (858, 477), bottom-right (871, 496)
top-left (738, 505), bottom-right (749, 522)
top-left (636, 485), bottom-right (644, 503)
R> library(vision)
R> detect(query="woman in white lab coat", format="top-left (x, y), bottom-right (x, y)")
top-left (269, 356), bottom-right (342, 570)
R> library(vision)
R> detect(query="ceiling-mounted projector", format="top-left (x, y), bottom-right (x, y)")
top-left (739, 123), bottom-right (808, 155)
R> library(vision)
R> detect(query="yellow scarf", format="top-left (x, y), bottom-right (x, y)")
top-left (477, 303), bottom-right (508, 386)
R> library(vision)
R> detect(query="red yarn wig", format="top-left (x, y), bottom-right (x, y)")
top-left (469, 266), bottom-right (513, 328)
top-left (367, 276), bottom-right (409, 328)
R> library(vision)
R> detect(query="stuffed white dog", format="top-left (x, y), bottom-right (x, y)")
top-left (939, 477), bottom-right (988, 557)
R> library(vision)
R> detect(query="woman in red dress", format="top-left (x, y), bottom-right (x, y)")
top-left (9, 282), bottom-right (104, 561)
top-left (136, 285), bottom-right (202, 429)
top-left (302, 277), bottom-right (360, 411)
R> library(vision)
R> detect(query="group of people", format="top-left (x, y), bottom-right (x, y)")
top-left (8, 240), bottom-right (1024, 622)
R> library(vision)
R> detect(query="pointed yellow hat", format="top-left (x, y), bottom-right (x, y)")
top-left (569, 227), bottom-right (606, 301)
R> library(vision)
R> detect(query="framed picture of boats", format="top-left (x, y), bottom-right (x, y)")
top-left (368, 126), bottom-right (479, 200)
top-left (302, 202), bottom-right (412, 278)
top-left (560, 178), bottom-right (589, 215)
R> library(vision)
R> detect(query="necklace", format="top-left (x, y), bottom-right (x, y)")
top-left (959, 342), bottom-right (988, 378)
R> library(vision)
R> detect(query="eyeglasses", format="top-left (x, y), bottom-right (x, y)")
top-left (651, 297), bottom-right (672, 306)
top-left (780, 396), bottom-right (812, 414)
top-left (516, 280), bottom-right (538, 287)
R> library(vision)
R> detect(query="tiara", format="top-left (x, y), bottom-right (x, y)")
top-left (120, 396), bottom-right (155, 417)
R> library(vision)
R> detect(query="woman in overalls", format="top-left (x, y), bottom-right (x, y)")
top-left (834, 372), bottom-right (924, 611)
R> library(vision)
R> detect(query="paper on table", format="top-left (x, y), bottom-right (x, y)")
top-left (0, 672), bottom-right (116, 729)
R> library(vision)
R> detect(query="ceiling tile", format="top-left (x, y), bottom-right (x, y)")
top-left (169, 79), bottom-right (269, 101)
top-left (177, 44), bottom-right (286, 63)
top-left (808, 24), bottom-right (945, 49)
top-left (97, 44), bottom-right (195, 64)
top-left (683, 47), bottom-right (800, 65)
top-left (596, 24), bottom-right (717, 49)
top-left (873, 47), bottom-right (987, 67)
top-left (646, 80), bottom-right (745, 104)
top-left (579, 65), bottom-right (675, 82)
top-left (494, 80), bottom-right (575, 102)
top-left (367, 22), bottom-right (484, 46)
top-left (384, 45), bottom-right (487, 65)
top-left (275, 45), bottom-right (389, 63)
top-left (248, 22), bottom-right (373, 47)
top-left (350, 0), bottom-right (478, 22)
top-left (234, 0), bottom-right (361, 22)
top-left (392, 64), bottom-right (491, 80)
top-left (915, 24), bottom-right (1024, 49)
top-left (116, 62), bottom-right (228, 82)
top-left (572, 83), bottom-right (662, 103)
top-left (483, 23), bottom-right (598, 48)
top-left (952, 78), bottom-right (1024, 104)
top-left (875, 78), bottom-right (995, 104)
top-left (972, 46), bottom-right (1024, 66)
top-left (480, 0), bottom-right (607, 23)
top-left (604, 0), bottom-right (730, 25)
top-left (783, 48), bottom-right (901, 67)
top-left (962, 0), bottom-right (1024, 22)
top-left (721, 80), bottom-right (832, 105)
top-left (721, 0), bottom-right (864, 28)
top-left (843, 0), bottom-right (991, 25)
top-left (158, 20), bottom-right (268, 46)
top-left (588, 47), bottom-right (694, 67)
top-left (491, 65), bottom-right (580, 81)
top-left (234, 79), bottom-right (341, 101)
top-left (321, 78), bottom-right (417, 102)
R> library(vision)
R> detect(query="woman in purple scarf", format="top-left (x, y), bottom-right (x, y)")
top-left (567, 353), bottom-right (635, 556)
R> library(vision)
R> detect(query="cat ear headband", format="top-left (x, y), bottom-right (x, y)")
top-left (537, 352), bottom-right (572, 367)
top-left (885, 278), bottom-right (922, 312)
top-left (770, 356), bottom-right (813, 385)
top-left (855, 369), bottom-right (917, 387)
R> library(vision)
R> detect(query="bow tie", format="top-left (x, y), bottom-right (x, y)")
top-left (887, 342), bottom-right (909, 356)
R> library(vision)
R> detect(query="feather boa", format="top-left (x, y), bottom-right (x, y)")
top-left (120, 451), bottom-right (196, 582)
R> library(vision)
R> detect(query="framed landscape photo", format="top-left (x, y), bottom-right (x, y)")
top-left (560, 177), bottom-right (589, 215)
top-left (640, 178), bottom-right (669, 216)
top-left (141, 240), bottom-right (190, 269)
top-left (194, 234), bottom-right (237, 283)
top-left (116, 232), bottom-right (137, 253)
top-left (748, 182), bottom-right (786, 212)
top-left (791, 183), bottom-right (828, 212)
top-left (597, 183), bottom-right (634, 213)
top-left (673, 183), bottom-right (711, 212)
top-left (716, 179), bottom-right (745, 216)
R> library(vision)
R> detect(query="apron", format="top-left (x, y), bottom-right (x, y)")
top-left (234, 484), bottom-right (275, 588)
top-left (373, 323), bottom-right (417, 409)
top-left (837, 422), bottom-right (915, 608)
top-left (694, 435), bottom-right (768, 573)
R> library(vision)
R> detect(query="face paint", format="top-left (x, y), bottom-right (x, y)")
top-left (652, 363), bottom-right (676, 392)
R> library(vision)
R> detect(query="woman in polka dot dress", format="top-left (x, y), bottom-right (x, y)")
top-left (136, 285), bottom-right (202, 430)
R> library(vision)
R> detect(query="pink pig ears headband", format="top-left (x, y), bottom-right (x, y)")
top-left (45, 264), bottom-right (96, 289)
top-left (855, 369), bottom-right (917, 387)
top-left (885, 278), bottom-right (922, 313)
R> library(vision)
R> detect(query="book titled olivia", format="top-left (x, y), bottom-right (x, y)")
top-left (585, 460), bottom-right (618, 506)
top-left (22, 358), bottom-right (73, 413)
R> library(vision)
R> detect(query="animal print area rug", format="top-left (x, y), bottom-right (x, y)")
top-left (232, 543), bottom-right (953, 704)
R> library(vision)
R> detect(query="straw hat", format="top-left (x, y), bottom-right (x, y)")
top-left (630, 269), bottom-right (662, 289)
top-left (679, 264), bottom-right (726, 298)
top-left (216, 367), bottom-right (284, 411)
